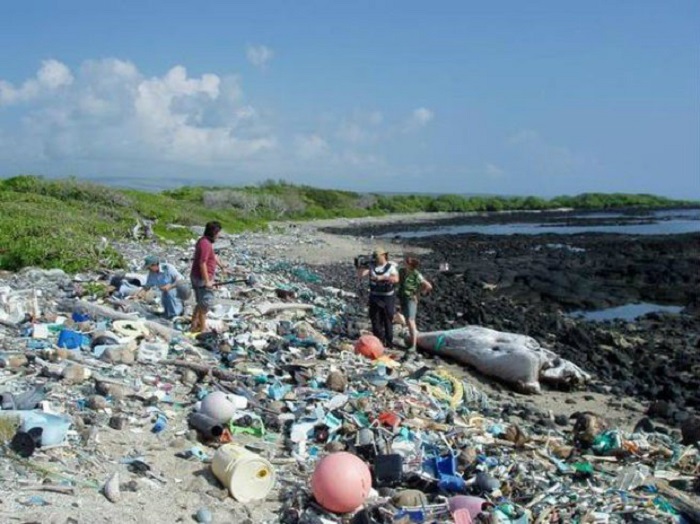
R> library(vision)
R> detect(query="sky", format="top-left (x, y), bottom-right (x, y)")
top-left (0, 1), bottom-right (698, 198)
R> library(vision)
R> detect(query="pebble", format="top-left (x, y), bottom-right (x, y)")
top-left (392, 489), bottom-right (428, 507)
top-left (180, 369), bottom-right (198, 385)
top-left (475, 471), bottom-right (500, 493)
top-left (680, 416), bottom-right (700, 446)
top-left (87, 395), bottom-right (108, 410)
top-left (194, 507), bottom-right (212, 523)
top-left (554, 414), bottom-right (569, 426)
top-left (325, 370), bottom-right (348, 392)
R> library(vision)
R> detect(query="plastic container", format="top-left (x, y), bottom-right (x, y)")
top-left (137, 342), bottom-right (169, 363)
top-left (449, 496), bottom-right (487, 520)
top-left (71, 311), bottom-right (90, 323)
top-left (200, 391), bottom-right (246, 425)
top-left (16, 410), bottom-right (72, 447)
top-left (152, 413), bottom-right (168, 433)
top-left (57, 329), bottom-right (89, 350)
top-left (211, 444), bottom-right (276, 502)
top-left (374, 454), bottom-right (403, 487)
top-left (188, 412), bottom-right (224, 439)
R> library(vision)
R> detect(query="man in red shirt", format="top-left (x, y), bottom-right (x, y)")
top-left (190, 221), bottom-right (223, 333)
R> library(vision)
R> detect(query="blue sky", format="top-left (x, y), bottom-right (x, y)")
top-left (1, 1), bottom-right (698, 198)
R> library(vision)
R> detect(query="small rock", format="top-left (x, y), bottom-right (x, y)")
top-left (101, 346), bottom-right (136, 365)
top-left (181, 369), bottom-right (198, 385)
top-left (195, 507), bottom-right (212, 523)
top-left (392, 489), bottom-right (428, 508)
top-left (571, 412), bottom-right (609, 447)
top-left (674, 411), bottom-right (690, 424)
top-left (109, 416), bottom-right (127, 430)
top-left (458, 447), bottom-right (477, 468)
top-left (476, 471), bottom-right (500, 493)
top-left (554, 415), bottom-right (569, 427)
top-left (648, 400), bottom-right (673, 419)
top-left (95, 381), bottom-right (127, 400)
top-left (325, 441), bottom-right (346, 453)
top-left (633, 417), bottom-right (655, 434)
top-left (62, 364), bottom-right (91, 385)
top-left (325, 371), bottom-right (348, 392)
top-left (103, 472), bottom-right (121, 503)
top-left (503, 424), bottom-right (529, 447)
top-left (87, 395), bottom-right (108, 410)
top-left (680, 416), bottom-right (700, 446)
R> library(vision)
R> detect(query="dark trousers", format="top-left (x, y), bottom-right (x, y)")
top-left (369, 294), bottom-right (395, 347)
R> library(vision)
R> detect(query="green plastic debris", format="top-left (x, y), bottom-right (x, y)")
top-left (228, 417), bottom-right (266, 438)
top-left (351, 412), bottom-right (372, 428)
top-left (591, 430), bottom-right (622, 455)
top-left (652, 496), bottom-right (679, 515)
top-left (572, 461), bottom-right (594, 478)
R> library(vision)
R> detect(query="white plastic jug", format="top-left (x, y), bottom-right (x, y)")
top-left (211, 444), bottom-right (276, 502)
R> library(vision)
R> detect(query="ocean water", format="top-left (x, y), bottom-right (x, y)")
top-left (380, 209), bottom-right (700, 238)
top-left (570, 302), bottom-right (683, 322)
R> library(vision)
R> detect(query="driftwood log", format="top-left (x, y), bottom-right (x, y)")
top-left (161, 359), bottom-right (241, 382)
top-left (58, 299), bottom-right (184, 343)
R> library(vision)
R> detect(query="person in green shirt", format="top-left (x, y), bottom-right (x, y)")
top-left (398, 256), bottom-right (433, 354)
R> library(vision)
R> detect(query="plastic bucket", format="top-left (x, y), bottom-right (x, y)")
top-left (211, 444), bottom-right (276, 502)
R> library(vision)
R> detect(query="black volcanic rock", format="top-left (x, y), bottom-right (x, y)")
top-left (315, 218), bottom-right (700, 428)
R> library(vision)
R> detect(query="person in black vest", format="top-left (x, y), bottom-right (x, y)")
top-left (357, 248), bottom-right (400, 348)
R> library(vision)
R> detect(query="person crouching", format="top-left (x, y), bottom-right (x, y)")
top-left (142, 255), bottom-right (185, 320)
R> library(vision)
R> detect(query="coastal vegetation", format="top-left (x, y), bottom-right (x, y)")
top-left (0, 175), bottom-right (696, 272)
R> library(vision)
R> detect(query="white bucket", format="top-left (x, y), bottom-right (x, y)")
top-left (211, 444), bottom-right (276, 502)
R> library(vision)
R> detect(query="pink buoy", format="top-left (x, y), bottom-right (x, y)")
top-left (354, 335), bottom-right (384, 360)
top-left (449, 496), bottom-right (487, 519)
top-left (311, 452), bottom-right (372, 513)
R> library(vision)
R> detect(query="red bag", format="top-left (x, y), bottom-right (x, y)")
top-left (354, 335), bottom-right (384, 359)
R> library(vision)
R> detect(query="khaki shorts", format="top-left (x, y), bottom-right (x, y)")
top-left (191, 277), bottom-right (215, 310)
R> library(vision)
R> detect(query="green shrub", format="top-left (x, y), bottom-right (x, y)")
top-left (1, 174), bottom-right (695, 273)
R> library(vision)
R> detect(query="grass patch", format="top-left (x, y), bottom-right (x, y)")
top-left (1, 175), bottom-right (696, 273)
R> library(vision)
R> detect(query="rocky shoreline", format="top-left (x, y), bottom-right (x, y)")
top-left (315, 213), bottom-right (700, 428)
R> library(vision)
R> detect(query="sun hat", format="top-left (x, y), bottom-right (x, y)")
top-left (373, 247), bottom-right (388, 259)
top-left (143, 255), bottom-right (160, 268)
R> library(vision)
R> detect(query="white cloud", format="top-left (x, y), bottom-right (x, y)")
top-left (0, 58), bottom-right (275, 166)
top-left (246, 45), bottom-right (274, 69)
top-left (404, 107), bottom-right (434, 131)
top-left (37, 59), bottom-right (74, 89)
top-left (0, 58), bottom-right (439, 187)
top-left (0, 59), bottom-right (73, 105)
top-left (295, 134), bottom-right (329, 159)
